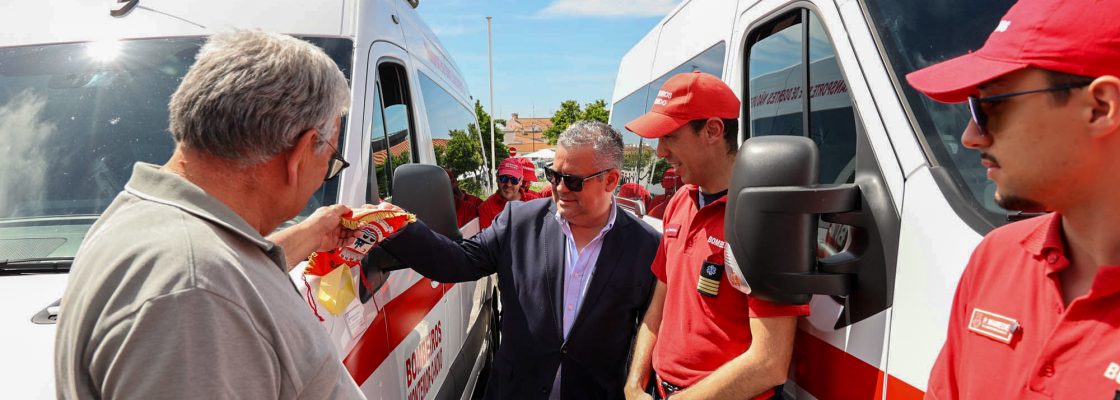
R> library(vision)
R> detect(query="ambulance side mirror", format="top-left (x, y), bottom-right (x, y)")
top-left (725, 136), bottom-right (856, 305)
top-left (364, 164), bottom-right (460, 274)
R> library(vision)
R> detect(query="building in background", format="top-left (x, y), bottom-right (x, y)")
top-left (502, 113), bottom-right (552, 154)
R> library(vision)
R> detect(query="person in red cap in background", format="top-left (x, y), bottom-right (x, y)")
top-left (623, 71), bottom-right (809, 400)
top-left (646, 168), bottom-right (679, 220)
top-left (905, 0), bottom-right (1120, 398)
top-left (478, 157), bottom-right (540, 229)
top-left (517, 157), bottom-right (543, 196)
top-left (618, 182), bottom-right (652, 214)
top-left (447, 168), bottom-right (482, 228)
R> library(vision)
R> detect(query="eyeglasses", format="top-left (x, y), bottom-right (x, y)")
top-left (322, 140), bottom-right (350, 182)
top-left (497, 175), bottom-right (521, 185)
top-left (544, 167), bottom-right (612, 192)
top-left (967, 82), bottom-right (1092, 136)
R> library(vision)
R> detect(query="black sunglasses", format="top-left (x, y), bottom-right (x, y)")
top-left (498, 175), bottom-right (521, 185)
top-left (967, 82), bottom-right (1092, 136)
top-left (323, 140), bottom-right (350, 181)
top-left (544, 167), bottom-right (611, 192)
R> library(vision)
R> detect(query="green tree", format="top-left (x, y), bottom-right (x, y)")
top-left (436, 129), bottom-right (487, 197)
top-left (580, 99), bottom-right (610, 124)
top-left (543, 99), bottom-right (612, 144)
top-left (543, 100), bottom-right (582, 145)
top-left (374, 150), bottom-right (412, 199)
top-left (472, 99), bottom-right (509, 179)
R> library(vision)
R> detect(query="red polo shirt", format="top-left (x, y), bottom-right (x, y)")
top-left (651, 185), bottom-right (810, 398)
top-left (477, 190), bottom-right (539, 230)
top-left (453, 192), bottom-right (482, 228)
top-left (928, 213), bottom-right (1120, 399)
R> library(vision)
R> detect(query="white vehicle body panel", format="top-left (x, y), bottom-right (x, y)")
top-left (0, 1), bottom-right (495, 399)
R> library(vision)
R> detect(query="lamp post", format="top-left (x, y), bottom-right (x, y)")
top-left (486, 16), bottom-right (496, 190)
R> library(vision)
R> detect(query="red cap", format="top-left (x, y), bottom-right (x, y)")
top-left (497, 158), bottom-right (523, 179)
top-left (906, 0), bottom-right (1120, 103)
top-left (626, 71), bottom-right (740, 139)
top-left (518, 157), bottom-right (538, 182)
top-left (618, 182), bottom-right (650, 200)
top-left (661, 168), bottom-right (679, 190)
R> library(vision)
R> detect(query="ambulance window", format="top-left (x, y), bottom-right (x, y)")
top-left (746, 10), bottom-right (856, 185)
top-left (807, 12), bottom-right (856, 185)
top-left (367, 84), bottom-right (387, 204)
top-left (371, 62), bottom-right (416, 201)
top-left (747, 9), bottom-right (859, 256)
top-left (747, 12), bottom-right (804, 137)
top-left (612, 42), bottom-right (725, 220)
top-left (417, 72), bottom-right (487, 207)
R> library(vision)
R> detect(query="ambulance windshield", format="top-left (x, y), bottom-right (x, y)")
top-left (0, 36), bottom-right (353, 263)
top-left (865, 0), bottom-right (1017, 231)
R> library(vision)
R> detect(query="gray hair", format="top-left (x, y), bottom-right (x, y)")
top-left (169, 30), bottom-right (350, 164)
top-left (556, 120), bottom-right (623, 170)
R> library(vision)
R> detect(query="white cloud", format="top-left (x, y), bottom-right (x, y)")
top-left (538, 0), bottom-right (680, 18)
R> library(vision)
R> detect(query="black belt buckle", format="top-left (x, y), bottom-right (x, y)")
top-left (661, 380), bottom-right (683, 395)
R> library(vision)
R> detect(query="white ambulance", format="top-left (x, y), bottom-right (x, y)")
top-left (0, 0), bottom-right (497, 398)
top-left (611, 0), bottom-right (1018, 398)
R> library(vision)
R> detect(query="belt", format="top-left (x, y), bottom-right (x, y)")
top-left (657, 377), bottom-right (685, 398)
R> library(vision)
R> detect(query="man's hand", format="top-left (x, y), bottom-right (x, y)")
top-left (268, 204), bottom-right (353, 270)
top-left (358, 201), bottom-right (405, 214)
top-left (624, 385), bottom-right (654, 400)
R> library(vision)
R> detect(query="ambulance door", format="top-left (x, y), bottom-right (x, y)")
top-left (733, 4), bottom-right (902, 398)
top-left (412, 69), bottom-right (487, 397)
top-left (345, 42), bottom-right (450, 400)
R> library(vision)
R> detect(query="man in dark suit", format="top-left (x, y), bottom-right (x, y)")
top-left (379, 120), bottom-right (660, 399)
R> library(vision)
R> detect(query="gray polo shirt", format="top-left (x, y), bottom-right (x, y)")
top-left (54, 163), bottom-right (364, 400)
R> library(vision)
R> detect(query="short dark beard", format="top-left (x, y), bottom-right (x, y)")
top-left (995, 193), bottom-right (1046, 213)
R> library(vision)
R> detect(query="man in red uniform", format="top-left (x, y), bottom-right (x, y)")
top-left (906, 0), bottom-right (1120, 398)
top-left (623, 71), bottom-right (809, 400)
top-left (618, 182), bottom-right (652, 214)
top-left (478, 157), bottom-right (539, 229)
top-left (647, 168), bottom-right (679, 220)
top-left (447, 168), bottom-right (482, 228)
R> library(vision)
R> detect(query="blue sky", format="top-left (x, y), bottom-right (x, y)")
top-left (416, 0), bottom-right (683, 121)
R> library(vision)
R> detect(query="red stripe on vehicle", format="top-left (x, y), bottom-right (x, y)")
top-left (792, 329), bottom-right (924, 400)
top-left (343, 278), bottom-right (454, 385)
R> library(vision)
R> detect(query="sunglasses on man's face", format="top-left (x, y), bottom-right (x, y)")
top-left (498, 175), bottom-right (521, 185)
top-left (323, 140), bottom-right (349, 182)
top-left (967, 81), bottom-right (1092, 136)
top-left (544, 167), bottom-right (611, 193)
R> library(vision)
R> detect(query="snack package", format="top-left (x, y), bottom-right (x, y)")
top-left (302, 209), bottom-right (415, 319)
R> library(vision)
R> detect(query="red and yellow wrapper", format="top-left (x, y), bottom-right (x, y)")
top-left (302, 209), bottom-right (415, 318)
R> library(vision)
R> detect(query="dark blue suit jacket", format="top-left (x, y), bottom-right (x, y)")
top-left (381, 198), bottom-right (659, 400)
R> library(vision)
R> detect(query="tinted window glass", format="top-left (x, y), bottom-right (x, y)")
top-left (808, 12), bottom-right (856, 185)
top-left (371, 63), bottom-right (415, 200)
top-left (0, 37), bottom-right (352, 259)
top-left (865, 0), bottom-right (1016, 228)
top-left (747, 13), bottom-right (804, 137)
top-left (612, 42), bottom-right (725, 219)
top-left (418, 73), bottom-right (486, 201)
top-left (747, 10), bottom-right (858, 255)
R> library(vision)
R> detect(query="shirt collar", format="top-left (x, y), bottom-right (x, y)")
top-left (554, 199), bottom-right (618, 235)
top-left (1019, 212), bottom-right (1065, 258)
top-left (683, 184), bottom-right (728, 208)
top-left (123, 163), bottom-right (277, 253)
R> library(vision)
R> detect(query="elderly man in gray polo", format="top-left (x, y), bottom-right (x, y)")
top-left (54, 31), bottom-right (363, 399)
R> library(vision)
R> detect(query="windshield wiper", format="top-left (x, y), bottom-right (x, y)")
top-left (0, 257), bottom-right (73, 274)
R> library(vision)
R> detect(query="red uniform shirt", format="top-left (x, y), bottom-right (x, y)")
top-left (477, 190), bottom-right (539, 230)
top-left (928, 213), bottom-right (1120, 399)
top-left (453, 192), bottom-right (482, 228)
top-left (651, 185), bottom-right (810, 397)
